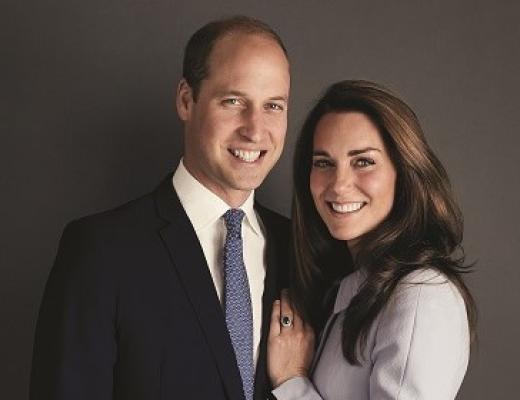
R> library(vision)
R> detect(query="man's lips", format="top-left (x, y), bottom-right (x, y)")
top-left (229, 148), bottom-right (267, 163)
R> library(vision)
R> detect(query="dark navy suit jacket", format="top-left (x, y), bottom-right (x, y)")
top-left (30, 174), bottom-right (289, 400)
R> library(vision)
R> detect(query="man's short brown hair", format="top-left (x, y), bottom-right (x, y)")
top-left (182, 15), bottom-right (288, 100)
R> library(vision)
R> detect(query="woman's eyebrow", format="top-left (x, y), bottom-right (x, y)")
top-left (312, 147), bottom-right (381, 157)
top-left (312, 150), bottom-right (330, 157)
top-left (347, 147), bottom-right (381, 156)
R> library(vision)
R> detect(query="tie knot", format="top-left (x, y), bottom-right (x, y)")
top-left (223, 209), bottom-right (245, 236)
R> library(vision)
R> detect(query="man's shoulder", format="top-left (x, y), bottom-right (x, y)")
top-left (70, 192), bottom-right (155, 231)
top-left (254, 203), bottom-right (290, 246)
top-left (62, 181), bottom-right (168, 247)
top-left (254, 202), bottom-right (289, 227)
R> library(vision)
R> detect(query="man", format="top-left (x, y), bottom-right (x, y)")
top-left (30, 16), bottom-right (290, 400)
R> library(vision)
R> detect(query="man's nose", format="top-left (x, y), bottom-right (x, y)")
top-left (238, 107), bottom-right (263, 141)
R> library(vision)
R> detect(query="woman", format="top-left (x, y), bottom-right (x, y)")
top-left (267, 80), bottom-right (476, 400)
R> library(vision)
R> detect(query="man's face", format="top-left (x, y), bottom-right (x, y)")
top-left (177, 33), bottom-right (290, 206)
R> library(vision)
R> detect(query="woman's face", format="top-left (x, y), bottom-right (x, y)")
top-left (310, 112), bottom-right (397, 250)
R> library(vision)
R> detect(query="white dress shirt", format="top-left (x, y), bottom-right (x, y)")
top-left (172, 160), bottom-right (266, 366)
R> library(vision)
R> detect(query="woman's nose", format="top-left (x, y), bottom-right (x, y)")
top-left (330, 167), bottom-right (353, 194)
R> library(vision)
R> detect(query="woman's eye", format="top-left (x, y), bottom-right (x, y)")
top-left (354, 158), bottom-right (375, 168)
top-left (312, 159), bottom-right (332, 168)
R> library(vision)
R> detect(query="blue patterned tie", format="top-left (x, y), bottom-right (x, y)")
top-left (223, 209), bottom-right (254, 400)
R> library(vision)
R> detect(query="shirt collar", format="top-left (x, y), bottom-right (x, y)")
top-left (241, 188), bottom-right (263, 236)
top-left (172, 159), bottom-right (262, 236)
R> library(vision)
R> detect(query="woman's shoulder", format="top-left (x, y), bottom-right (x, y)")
top-left (369, 269), bottom-right (470, 398)
top-left (400, 267), bottom-right (451, 285)
top-left (371, 268), bottom-right (470, 395)
top-left (334, 267), bottom-right (467, 316)
top-left (385, 268), bottom-right (468, 323)
top-left (395, 268), bottom-right (463, 299)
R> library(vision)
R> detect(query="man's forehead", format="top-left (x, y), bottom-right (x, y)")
top-left (197, 33), bottom-right (289, 97)
top-left (213, 30), bottom-right (285, 51)
top-left (208, 32), bottom-right (289, 68)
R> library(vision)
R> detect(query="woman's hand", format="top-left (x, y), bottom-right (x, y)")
top-left (267, 290), bottom-right (315, 388)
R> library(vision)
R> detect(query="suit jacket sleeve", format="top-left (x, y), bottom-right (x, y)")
top-left (30, 221), bottom-right (117, 400)
top-left (271, 376), bottom-right (322, 400)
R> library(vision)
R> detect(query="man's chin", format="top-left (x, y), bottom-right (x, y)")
top-left (224, 170), bottom-right (269, 190)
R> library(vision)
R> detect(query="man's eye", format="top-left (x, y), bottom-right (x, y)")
top-left (354, 158), bottom-right (375, 168)
top-left (312, 159), bottom-right (333, 168)
top-left (222, 98), bottom-right (240, 106)
top-left (266, 103), bottom-right (284, 111)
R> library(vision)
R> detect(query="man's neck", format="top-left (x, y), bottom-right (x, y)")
top-left (182, 160), bottom-right (253, 208)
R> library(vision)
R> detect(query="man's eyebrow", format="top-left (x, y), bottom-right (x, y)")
top-left (267, 95), bottom-right (288, 102)
top-left (215, 90), bottom-right (288, 102)
top-left (216, 90), bottom-right (247, 97)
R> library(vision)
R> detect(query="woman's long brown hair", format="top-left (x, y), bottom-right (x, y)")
top-left (291, 80), bottom-right (477, 364)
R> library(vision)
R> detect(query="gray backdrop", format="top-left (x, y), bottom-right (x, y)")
top-left (2, 1), bottom-right (519, 398)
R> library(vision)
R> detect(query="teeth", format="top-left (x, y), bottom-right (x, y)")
top-left (331, 202), bottom-right (364, 213)
top-left (232, 149), bottom-right (261, 163)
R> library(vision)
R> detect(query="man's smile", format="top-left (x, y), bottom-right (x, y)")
top-left (229, 148), bottom-right (267, 163)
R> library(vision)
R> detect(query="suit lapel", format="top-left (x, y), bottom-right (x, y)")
top-left (310, 312), bottom-right (339, 376)
top-left (155, 176), bottom-right (245, 400)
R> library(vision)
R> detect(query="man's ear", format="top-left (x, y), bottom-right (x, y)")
top-left (176, 79), bottom-right (194, 121)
